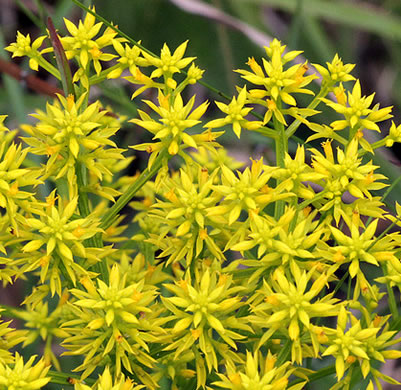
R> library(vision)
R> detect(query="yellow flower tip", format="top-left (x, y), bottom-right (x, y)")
top-left (228, 373), bottom-right (241, 385)
top-left (356, 129), bottom-right (364, 139)
top-left (67, 377), bottom-right (79, 385)
top-left (80, 276), bottom-right (97, 295)
top-left (334, 85), bottom-right (347, 106)
top-left (131, 289), bottom-right (143, 303)
top-left (113, 328), bottom-right (123, 341)
top-left (191, 329), bottom-right (201, 340)
top-left (303, 206), bottom-right (312, 217)
top-left (373, 314), bottom-right (382, 327)
top-left (333, 250), bottom-right (345, 263)
top-left (177, 279), bottom-right (188, 292)
top-left (321, 139), bottom-right (334, 162)
top-left (165, 188), bottom-right (178, 203)
top-left (142, 196), bottom-right (153, 208)
top-left (272, 338), bottom-right (281, 345)
top-left (352, 209), bottom-right (360, 225)
top-left (346, 355), bottom-right (357, 364)
top-left (66, 94), bottom-right (75, 111)
top-left (8, 182), bottom-right (19, 196)
top-left (122, 379), bottom-right (133, 390)
top-left (39, 255), bottom-right (50, 267)
top-left (89, 46), bottom-right (102, 59)
top-left (265, 294), bottom-right (280, 306)
top-left (72, 226), bottom-right (85, 238)
top-left (249, 208), bottom-right (260, 218)
top-left (199, 228), bottom-right (208, 240)
top-left (60, 290), bottom-right (70, 305)
top-left (317, 330), bottom-right (329, 344)
top-left (146, 145), bottom-right (153, 154)
top-left (365, 171), bottom-right (375, 185)
top-left (105, 226), bottom-right (117, 236)
top-left (217, 273), bottom-right (228, 287)
top-left (146, 265), bottom-right (156, 278)
top-left (167, 77), bottom-right (177, 89)
top-left (168, 140), bottom-right (179, 155)
top-left (267, 99), bottom-right (277, 110)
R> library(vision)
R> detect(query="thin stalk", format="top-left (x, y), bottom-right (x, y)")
top-left (274, 111), bottom-right (287, 219)
top-left (99, 150), bottom-right (169, 231)
top-left (386, 283), bottom-right (399, 319)
top-left (285, 83), bottom-right (332, 138)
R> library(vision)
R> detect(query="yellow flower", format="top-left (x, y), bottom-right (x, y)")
top-left (206, 86), bottom-right (263, 138)
top-left (322, 81), bottom-right (393, 134)
top-left (61, 8), bottom-right (118, 75)
top-left (130, 91), bottom-right (219, 166)
top-left (20, 193), bottom-right (102, 294)
top-left (162, 268), bottom-right (250, 382)
top-left (63, 263), bottom-right (164, 383)
top-left (0, 124), bottom-right (41, 234)
top-left (146, 165), bottom-right (224, 265)
top-left (234, 39), bottom-right (317, 126)
top-left (248, 266), bottom-right (339, 363)
top-left (0, 352), bottom-right (50, 390)
top-left (313, 54), bottom-right (355, 86)
top-left (5, 32), bottom-right (47, 71)
top-left (214, 350), bottom-right (304, 390)
top-left (74, 366), bottom-right (144, 390)
top-left (22, 94), bottom-right (125, 188)
top-left (108, 40), bottom-right (149, 79)
top-left (310, 138), bottom-right (388, 223)
top-left (142, 41), bottom-right (196, 81)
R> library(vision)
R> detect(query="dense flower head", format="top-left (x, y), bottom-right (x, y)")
top-left (0, 129), bottom-right (41, 234)
top-left (162, 267), bottom-right (251, 387)
top-left (321, 81), bottom-right (393, 139)
top-left (231, 207), bottom-right (327, 283)
top-left (61, 7), bottom-right (118, 79)
top-left (74, 366), bottom-right (144, 390)
top-left (62, 263), bottom-right (165, 385)
top-left (18, 192), bottom-right (102, 295)
top-left (130, 91), bottom-right (222, 165)
top-left (214, 350), bottom-right (304, 390)
top-left (248, 266), bottom-right (339, 363)
top-left (309, 138), bottom-right (388, 223)
top-left (313, 54), bottom-right (356, 86)
top-left (206, 87), bottom-right (263, 138)
top-left (0, 311), bottom-right (27, 365)
top-left (232, 38), bottom-right (318, 127)
top-left (21, 94), bottom-right (125, 194)
top-left (323, 307), bottom-right (401, 386)
top-left (5, 32), bottom-right (48, 72)
top-left (0, 353), bottom-right (50, 390)
top-left (141, 41), bottom-right (196, 87)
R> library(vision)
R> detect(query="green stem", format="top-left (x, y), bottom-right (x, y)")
top-left (290, 364), bottom-right (336, 386)
top-left (276, 338), bottom-right (291, 366)
top-left (99, 150), bottom-right (168, 231)
top-left (36, 57), bottom-right (61, 80)
top-left (48, 369), bottom-right (95, 386)
top-left (76, 161), bottom-right (101, 249)
top-left (274, 112), bottom-right (287, 219)
top-left (386, 283), bottom-right (399, 319)
top-left (88, 64), bottom-right (122, 85)
top-left (93, 150), bottom-right (169, 281)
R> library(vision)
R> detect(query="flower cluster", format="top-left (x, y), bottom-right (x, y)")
top-left (1, 6), bottom-right (401, 390)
